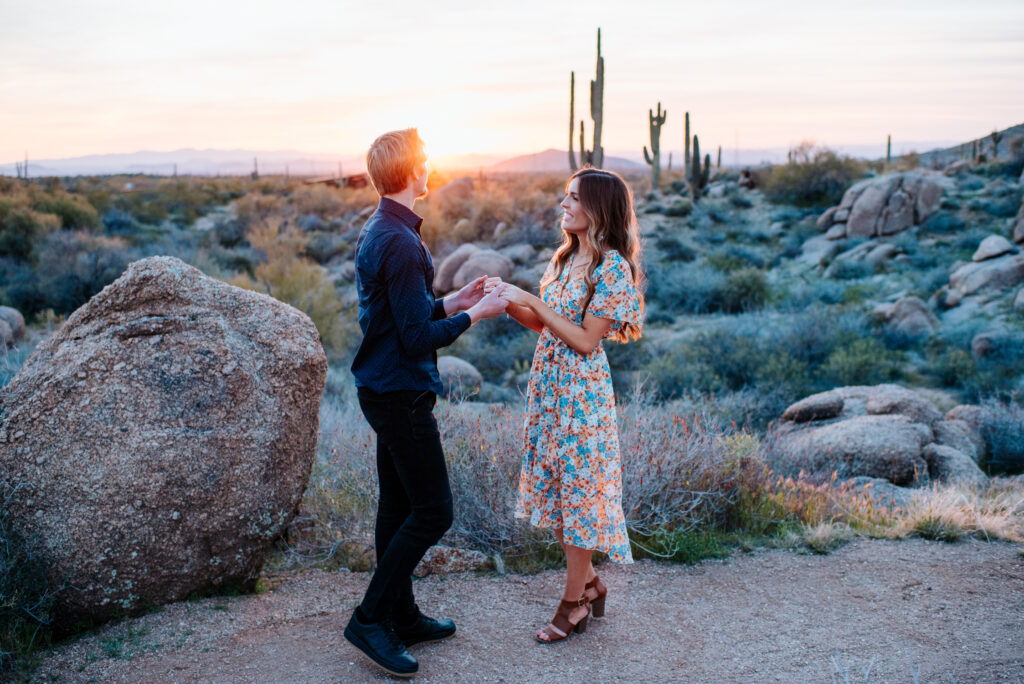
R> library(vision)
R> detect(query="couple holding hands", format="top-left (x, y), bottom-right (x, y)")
top-left (346, 128), bottom-right (643, 677)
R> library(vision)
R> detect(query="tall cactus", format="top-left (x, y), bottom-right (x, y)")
top-left (991, 130), bottom-right (1003, 159)
top-left (886, 135), bottom-right (892, 165)
top-left (642, 102), bottom-right (667, 190)
top-left (568, 28), bottom-right (604, 169)
top-left (568, 72), bottom-right (577, 171)
top-left (716, 145), bottom-right (722, 169)
top-left (688, 135), bottom-right (710, 200)
top-left (684, 112), bottom-right (691, 169)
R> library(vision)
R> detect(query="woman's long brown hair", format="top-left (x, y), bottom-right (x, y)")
top-left (541, 167), bottom-right (644, 342)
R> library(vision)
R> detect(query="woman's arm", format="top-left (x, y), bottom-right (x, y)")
top-left (500, 285), bottom-right (612, 355)
top-left (505, 300), bottom-right (545, 334)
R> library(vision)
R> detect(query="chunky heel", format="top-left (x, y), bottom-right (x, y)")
top-left (535, 595), bottom-right (591, 643)
top-left (585, 575), bottom-right (607, 618)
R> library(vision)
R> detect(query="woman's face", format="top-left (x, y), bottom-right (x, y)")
top-left (560, 177), bottom-right (590, 235)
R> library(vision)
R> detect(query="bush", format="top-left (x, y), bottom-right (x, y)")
top-left (717, 268), bottom-right (769, 313)
top-left (33, 231), bottom-right (136, 315)
top-left (978, 399), bottom-right (1024, 475)
top-left (32, 194), bottom-right (100, 231)
top-left (0, 205), bottom-right (61, 261)
top-left (762, 143), bottom-right (865, 207)
top-left (818, 336), bottom-right (904, 386)
top-left (0, 495), bottom-right (60, 675)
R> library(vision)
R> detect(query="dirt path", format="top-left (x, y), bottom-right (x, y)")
top-left (36, 538), bottom-right (1024, 683)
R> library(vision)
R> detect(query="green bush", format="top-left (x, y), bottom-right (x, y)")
top-left (0, 204), bottom-right (61, 260)
top-left (717, 268), bottom-right (769, 313)
top-left (33, 194), bottom-right (100, 231)
top-left (763, 143), bottom-right (865, 207)
top-left (818, 336), bottom-right (904, 386)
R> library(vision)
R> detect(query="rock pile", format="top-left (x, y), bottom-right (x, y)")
top-left (0, 256), bottom-right (327, 625)
top-left (816, 172), bottom-right (943, 239)
top-left (765, 384), bottom-right (986, 489)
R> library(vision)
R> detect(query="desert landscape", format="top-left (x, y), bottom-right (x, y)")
top-left (2, 3), bottom-right (1023, 682)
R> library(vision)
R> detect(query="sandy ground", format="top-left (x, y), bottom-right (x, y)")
top-left (35, 538), bottom-right (1024, 683)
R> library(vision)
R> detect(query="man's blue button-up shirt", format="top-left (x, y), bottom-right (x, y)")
top-left (350, 197), bottom-right (471, 394)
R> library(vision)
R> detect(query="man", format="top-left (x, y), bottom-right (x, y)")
top-left (344, 128), bottom-right (507, 677)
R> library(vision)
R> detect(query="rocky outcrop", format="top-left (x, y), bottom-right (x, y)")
top-left (430, 177), bottom-right (474, 213)
top-left (817, 172), bottom-right (943, 239)
top-left (437, 355), bottom-right (482, 396)
top-left (766, 385), bottom-right (987, 488)
top-left (946, 253), bottom-right (1024, 302)
top-left (873, 296), bottom-right (939, 339)
top-left (0, 306), bottom-right (25, 345)
top-left (434, 244), bottom-right (478, 292)
top-left (452, 249), bottom-right (514, 291)
top-left (0, 256), bottom-right (327, 625)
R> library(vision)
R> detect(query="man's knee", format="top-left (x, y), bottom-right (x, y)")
top-left (414, 499), bottom-right (454, 538)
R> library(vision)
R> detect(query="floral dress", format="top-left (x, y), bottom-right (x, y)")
top-left (515, 249), bottom-right (642, 563)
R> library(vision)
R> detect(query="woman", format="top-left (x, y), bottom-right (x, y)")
top-left (487, 167), bottom-right (644, 643)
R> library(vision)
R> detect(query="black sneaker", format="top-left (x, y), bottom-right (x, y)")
top-left (343, 609), bottom-right (418, 677)
top-left (395, 614), bottom-right (457, 647)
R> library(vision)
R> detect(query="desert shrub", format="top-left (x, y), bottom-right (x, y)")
top-left (707, 245), bottom-right (767, 272)
top-left (291, 184), bottom-right (347, 217)
top-left (0, 342), bottom-right (32, 389)
top-left (966, 195), bottom-right (1020, 218)
top-left (817, 336), bottom-right (904, 386)
top-left (654, 235), bottom-right (696, 262)
top-left (304, 232), bottom-right (351, 264)
top-left (826, 259), bottom-right (873, 280)
top-left (977, 399), bottom-right (1024, 475)
top-left (0, 203), bottom-right (61, 261)
top-left (101, 209), bottom-right (143, 236)
top-left (645, 261), bottom-right (725, 315)
top-left (31, 231), bottom-right (136, 315)
top-left (446, 316), bottom-right (537, 384)
top-left (228, 220), bottom-right (359, 360)
top-left (234, 192), bottom-right (287, 229)
top-left (0, 493), bottom-right (61, 675)
top-left (32, 194), bottom-right (100, 231)
top-left (717, 268), bottom-right (769, 313)
top-left (917, 209), bottom-right (962, 236)
top-left (762, 143), bottom-right (865, 207)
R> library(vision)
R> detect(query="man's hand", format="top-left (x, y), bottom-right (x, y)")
top-left (467, 284), bottom-right (508, 323)
top-left (483, 276), bottom-right (504, 296)
top-left (447, 275), bottom-right (487, 314)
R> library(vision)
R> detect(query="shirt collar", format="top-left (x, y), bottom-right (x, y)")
top-left (378, 197), bottom-right (424, 235)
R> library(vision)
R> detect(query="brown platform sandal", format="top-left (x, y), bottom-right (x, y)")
top-left (585, 575), bottom-right (607, 618)
top-left (535, 595), bottom-right (590, 643)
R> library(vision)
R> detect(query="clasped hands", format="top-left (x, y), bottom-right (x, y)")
top-left (484, 276), bottom-right (533, 309)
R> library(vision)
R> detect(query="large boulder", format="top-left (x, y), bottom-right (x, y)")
top-left (0, 256), bottom-right (327, 625)
top-left (818, 172), bottom-right (943, 239)
top-left (430, 177), bottom-right (474, 213)
top-left (0, 306), bottom-right (25, 344)
top-left (434, 244), bottom-right (478, 292)
top-left (947, 253), bottom-right (1024, 299)
top-left (1014, 200), bottom-right (1024, 244)
top-left (452, 249), bottom-right (514, 290)
top-left (437, 355), bottom-right (482, 397)
top-left (766, 385), bottom-right (985, 489)
top-left (883, 296), bottom-right (939, 339)
top-left (0, 319), bottom-right (12, 348)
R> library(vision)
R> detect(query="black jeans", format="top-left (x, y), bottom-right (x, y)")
top-left (356, 386), bottom-right (454, 624)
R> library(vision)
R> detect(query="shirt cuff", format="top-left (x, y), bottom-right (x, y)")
top-left (432, 298), bottom-right (448, 321)
top-left (453, 311), bottom-right (472, 333)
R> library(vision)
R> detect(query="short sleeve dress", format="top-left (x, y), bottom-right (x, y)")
top-left (515, 249), bottom-right (642, 563)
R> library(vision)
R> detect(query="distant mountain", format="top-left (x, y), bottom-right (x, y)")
top-left (491, 149), bottom-right (646, 173)
top-left (0, 148), bottom-right (365, 178)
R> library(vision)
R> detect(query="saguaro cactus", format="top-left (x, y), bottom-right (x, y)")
top-left (887, 135), bottom-right (892, 165)
top-left (991, 130), bottom-right (1003, 159)
top-left (569, 28), bottom-right (605, 169)
top-left (684, 112), bottom-right (691, 169)
top-left (643, 102), bottom-right (667, 190)
top-left (717, 145), bottom-right (722, 169)
top-left (688, 135), bottom-right (711, 200)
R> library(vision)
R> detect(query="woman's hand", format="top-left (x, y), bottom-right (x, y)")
top-left (498, 283), bottom-right (535, 309)
top-left (483, 276), bottom-right (504, 296)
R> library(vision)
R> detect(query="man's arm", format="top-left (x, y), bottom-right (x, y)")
top-left (385, 236), bottom-right (472, 357)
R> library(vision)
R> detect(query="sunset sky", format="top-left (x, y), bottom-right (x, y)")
top-left (2, 0), bottom-right (1023, 164)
